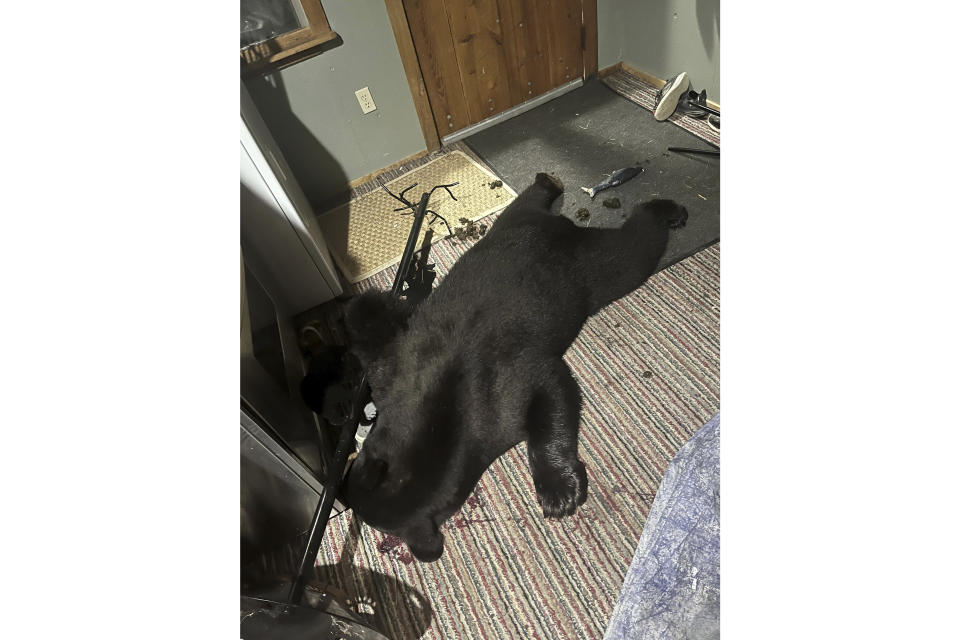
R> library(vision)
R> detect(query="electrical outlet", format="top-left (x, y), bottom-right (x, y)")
top-left (355, 87), bottom-right (377, 114)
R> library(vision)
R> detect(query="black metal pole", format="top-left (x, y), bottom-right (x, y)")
top-left (667, 146), bottom-right (720, 156)
top-left (286, 191), bottom-right (431, 606)
top-left (392, 192), bottom-right (430, 296)
top-left (287, 373), bottom-right (368, 605)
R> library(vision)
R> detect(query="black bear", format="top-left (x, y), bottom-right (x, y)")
top-left (343, 173), bottom-right (687, 562)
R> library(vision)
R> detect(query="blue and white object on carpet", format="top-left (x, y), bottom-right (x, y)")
top-left (604, 413), bottom-right (720, 640)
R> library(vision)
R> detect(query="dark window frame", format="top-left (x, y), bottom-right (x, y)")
top-left (241, 0), bottom-right (339, 76)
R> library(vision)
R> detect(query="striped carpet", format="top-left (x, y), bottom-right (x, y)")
top-left (306, 215), bottom-right (720, 639)
top-left (602, 69), bottom-right (720, 148)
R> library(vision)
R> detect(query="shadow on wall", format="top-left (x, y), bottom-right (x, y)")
top-left (242, 71), bottom-right (366, 289)
top-left (696, 0), bottom-right (720, 59)
top-left (621, 1), bottom-right (719, 100)
top-left (244, 72), bottom-right (351, 213)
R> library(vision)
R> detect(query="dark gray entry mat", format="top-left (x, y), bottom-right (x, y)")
top-left (463, 78), bottom-right (719, 271)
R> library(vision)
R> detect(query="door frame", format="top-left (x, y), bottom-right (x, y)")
top-left (383, 0), bottom-right (598, 152)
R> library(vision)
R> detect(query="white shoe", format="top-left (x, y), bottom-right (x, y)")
top-left (653, 72), bottom-right (690, 121)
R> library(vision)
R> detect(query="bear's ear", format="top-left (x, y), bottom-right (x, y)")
top-left (343, 291), bottom-right (413, 365)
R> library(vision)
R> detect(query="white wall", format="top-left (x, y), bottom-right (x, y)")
top-left (598, 0), bottom-right (720, 103)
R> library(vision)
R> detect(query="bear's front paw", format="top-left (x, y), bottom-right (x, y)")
top-left (534, 460), bottom-right (588, 519)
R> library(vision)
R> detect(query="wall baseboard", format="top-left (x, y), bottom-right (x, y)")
top-left (598, 62), bottom-right (622, 79)
top-left (346, 148), bottom-right (431, 189)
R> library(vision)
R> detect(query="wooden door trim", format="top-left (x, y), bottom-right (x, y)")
top-left (581, 0), bottom-right (598, 79)
top-left (383, 0), bottom-right (442, 151)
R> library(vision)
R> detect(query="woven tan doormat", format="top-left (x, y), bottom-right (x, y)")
top-left (316, 150), bottom-right (517, 284)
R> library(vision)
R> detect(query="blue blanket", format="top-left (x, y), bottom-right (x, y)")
top-left (604, 414), bottom-right (720, 640)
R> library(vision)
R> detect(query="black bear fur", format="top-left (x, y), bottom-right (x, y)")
top-left (342, 173), bottom-right (688, 562)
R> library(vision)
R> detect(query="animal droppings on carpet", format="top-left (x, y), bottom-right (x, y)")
top-left (602, 197), bottom-right (621, 209)
top-left (576, 208), bottom-right (591, 221)
top-left (489, 180), bottom-right (503, 189)
top-left (642, 370), bottom-right (653, 378)
top-left (452, 218), bottom-right (488, 243)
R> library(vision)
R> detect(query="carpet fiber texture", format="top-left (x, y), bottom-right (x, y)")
top-left (305, 218), bottom-right (720, 639)
top-left (602, 70), bottom-right (720, 148)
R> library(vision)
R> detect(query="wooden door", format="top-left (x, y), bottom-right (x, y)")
top-left (403, 0), bottom-right (585, 138)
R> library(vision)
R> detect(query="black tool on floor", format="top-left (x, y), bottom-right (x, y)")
top-left (667, 146), bottom-right (720, 156)
top-left (697, 103), bottom-right (720, 117)
top-left (289, 180), bottom-right (456, 594)
top-left (286, 189), bottom-right (432, 606)
top-left (381, 178), bottom-right (459, 238)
